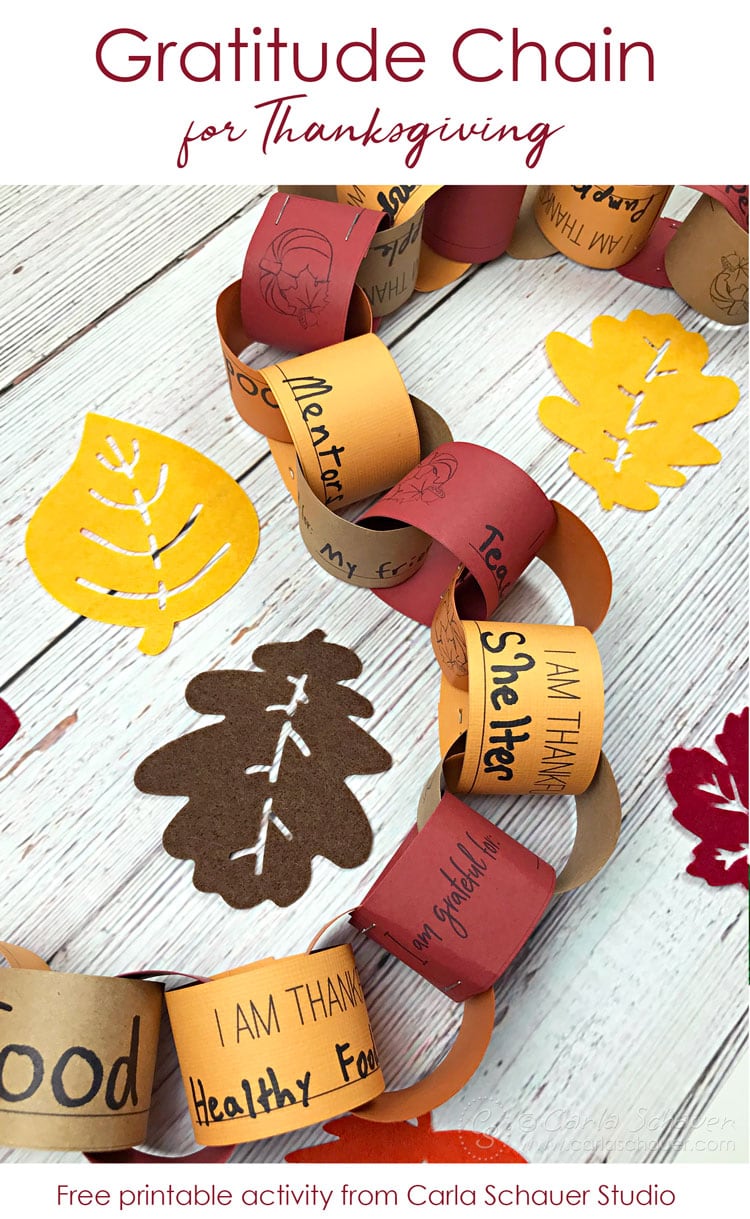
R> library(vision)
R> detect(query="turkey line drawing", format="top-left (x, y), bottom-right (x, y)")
top-left (135, 631), bottom-right (392, 908)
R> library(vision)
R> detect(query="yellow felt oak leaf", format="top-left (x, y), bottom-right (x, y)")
top-left (26, 414), bottom-right (259, 654)
top-left (539, 310), bottom-right (740, 510)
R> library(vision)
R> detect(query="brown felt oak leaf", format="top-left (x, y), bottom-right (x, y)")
top-left (539, 311), bottom-right (740, 511)
top-left (667, 708), bottom-right (748, 890)
top-left (134, 630), bottom-right (392, 908)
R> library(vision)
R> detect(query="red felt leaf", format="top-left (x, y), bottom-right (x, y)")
top-left (667, 708), bottom-right (748, 888)
top-left (0, 698), bottom-right (20, 750)
top-left (285, 1112), bottom-right (526, 1163)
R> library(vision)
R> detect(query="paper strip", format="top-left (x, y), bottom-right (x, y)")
top-left (554, 752), bottom-right (622, 892)
top-left (86, 967), bottom-right (234, 1165)
top-left (356, 209), bottom-right (425, 317)
top-left (240, 193), bottom-right (383, 352)
top-left (416, 753), bottom-right (622, 896)
top-left (352, 989), bottom-right (495, 1125)
top-left (262, 334), bottom-right (420, 509)
top-left (431, 500), bottom-right (612, 687)
top-left (534, 185), bottom-right (671, 269)
top-left (439, 621), bottom-right (604, 798)
top-left (165, 948), bottom-right (383, 1145)
top-left (362, 443), bottom-right (557, 626)
top-left (217, 280), bottom-right (371, 444)
top-left (292, 398), bottom-right (451, 589)
top-left (665, 194), bottom-right (749, 325)
top-left (688, 185), bottom-right (748, 232)
top-left (336, 185), bottom-right (441, 225)
top-left (0, 947), bottom-right (162, 1153)
top-left (414, 243), bottom-right (471, 292)
top-left (617, 217), bottom-right (681, 288)
top-left (422, 186), bottom-right (525, 264)
top-left (536, 502), bottom-right (613, 632)
top-left (87, 1146), bottom-right (234, 1164)
top-left (216, 281), bottom-right (288, 441)
top-left (351, 792), bottom-right (554, 999)
top-left (506, 188), bottom-right (558, 261)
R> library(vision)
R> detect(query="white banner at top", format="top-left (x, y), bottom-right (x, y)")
top-left (0, 0), bottom-right (746, 183)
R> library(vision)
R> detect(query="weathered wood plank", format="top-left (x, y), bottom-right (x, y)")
top-left (0, 185), bottom-right (271, 388)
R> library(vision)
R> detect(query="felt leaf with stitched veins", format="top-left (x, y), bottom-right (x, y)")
top-left (539, 311), bottom-right (740, 510)
top-left (668, 708), bottom-right (748, 889)
top-left (135, 631), bottom-right (392, 909)
top-left (25, 413), bottom-right (259, 655)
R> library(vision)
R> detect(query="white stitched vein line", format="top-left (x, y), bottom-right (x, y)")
top-left (716, 846), bottom-right (748, 870)
top-left (106, 435), bottom-right (139, 476)
top-left (246, 718), bottom-right (311, 785)
top-left (695, 777), bottom-right (746, 816)
top-left (88, 463), bottom-right (169, 512)
top-left (642, 338), bottom-right (676, 379)
top-left (267, 672), bottom-right (309, 718)
top-left (79, 506), bottom-right (203, 560)
top-left (606, 341), bottom-right (673, 475)
top-left (75, 542), bottom-right (230, 600)
top-left (231, 673), bottom-right (310, 875)
top-left (88, 450), bottom-right (171, 609)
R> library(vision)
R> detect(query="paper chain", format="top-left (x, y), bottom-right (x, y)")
top-left (3, 182), bottom-right (746, 1161)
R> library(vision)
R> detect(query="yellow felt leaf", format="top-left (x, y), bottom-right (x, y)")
top-left (26, 414), bottom-right (260, 654)
top-left (539, 310), bottom-right (740, 511)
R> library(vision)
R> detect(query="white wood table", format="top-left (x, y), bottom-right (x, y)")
top-left (0, 186), bottom-right (746, 1165)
